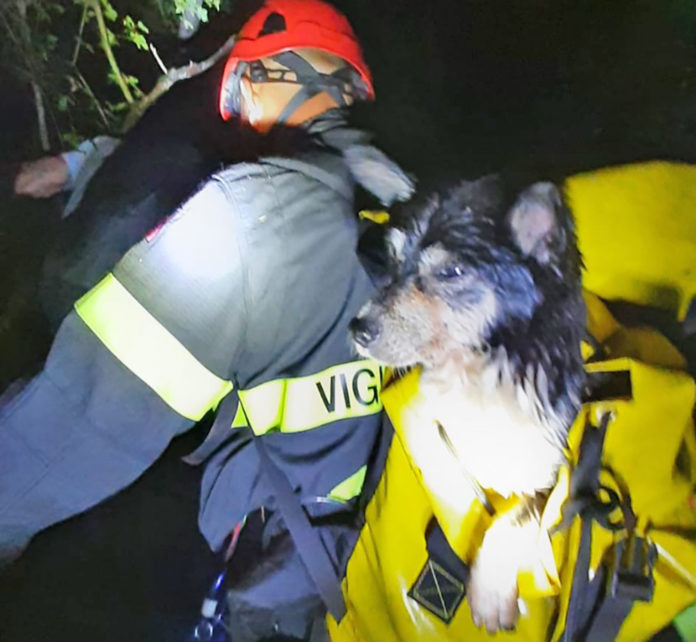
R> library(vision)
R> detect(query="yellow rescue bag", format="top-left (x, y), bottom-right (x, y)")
top-left (328, 293), bottom-right (696, 641)
top-left (331, 162), bottom-right (696, 641)
top-left (565, 161), bottom-right (696, 321)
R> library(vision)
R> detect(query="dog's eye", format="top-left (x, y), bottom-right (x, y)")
top-left (437, 264), bottom-right (466, 280)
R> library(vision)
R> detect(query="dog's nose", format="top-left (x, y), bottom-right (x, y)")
top-left (350, 316), bottom-right (380, 347)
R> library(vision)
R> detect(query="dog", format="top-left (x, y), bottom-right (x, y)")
top-left (350, 175), bottom-right (586, 633)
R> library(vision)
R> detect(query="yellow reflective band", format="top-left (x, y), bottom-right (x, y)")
top-left (238, 378), bottom-right (285, 434)
top-left (75, 273), bottom-right (233, 421)
top-left (231, 404), bottom-right (249, 429)
top-left (327, 465), bottom-right (367, 504)
top-left (238, 360), bottom-right (384, 435)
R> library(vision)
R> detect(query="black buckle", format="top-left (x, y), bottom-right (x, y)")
top-left (610, 535), bottom-right (657, 602)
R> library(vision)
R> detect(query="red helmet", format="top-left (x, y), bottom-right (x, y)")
top-left (219, 0), bottom-right (374, 120)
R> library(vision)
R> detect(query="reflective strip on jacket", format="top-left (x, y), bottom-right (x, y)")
top-left (73, 115), bottom-right (388, 551)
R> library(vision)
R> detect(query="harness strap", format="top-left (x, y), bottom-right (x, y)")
top-left (583, 590), bottom-right (636, 642)
top-left (199, 388), bottom-right (348, 620)
top-left (561, 516), bottom-right (594, 642)
top-left (276, 84), bottom-right (320, 125)
top-left (578, 533), bottom-right (657, 641)
top-left (253, 435), bottom-right (347, 621)
top-left (560, 412), bottom-right (612, 642)
top-left (272, 51), bottom-right (354, 125)
top-left (182, 391), bottom-right (240, 465)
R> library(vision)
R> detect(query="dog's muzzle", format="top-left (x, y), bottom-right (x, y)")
top-left (349, 316), bottom-right (381, 348)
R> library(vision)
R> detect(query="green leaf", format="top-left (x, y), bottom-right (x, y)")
top-left (101, 0), bottom-right (118, 22)
top-left (61, 131), bottom-right (84, 149)
top-left (105, 100), bottom-right (129, 113)
top-left (57, 95), bottom-right (70, 112)
top-left (136, 20), bottom-right (149, 34)
top-left (132, 33), bottom-right (147, 50)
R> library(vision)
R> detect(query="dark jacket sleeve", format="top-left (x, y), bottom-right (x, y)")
top-left (0, 310), bottom-right (193, 561)
top-left (0, 179), bottom-right (246, 560)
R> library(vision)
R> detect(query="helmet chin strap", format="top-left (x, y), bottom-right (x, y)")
top-left (222, 52), bottom-right (361, 124)
top-left (268, 51), bottom-right (357, 124)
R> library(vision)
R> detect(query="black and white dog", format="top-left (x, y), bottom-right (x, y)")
top-left (351, 176), bottom-right (586, 633)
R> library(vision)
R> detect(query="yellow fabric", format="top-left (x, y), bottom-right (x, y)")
top-left (237, 361), bottom-right (384, 435)
top-left (359, 161), bottom-right (696, 320)
top-left (75, 273), bottom-right (233, 421)
top-left (358, 210), bottom-right (391, 224)
top-left (583, 290), bottom-right (688, 369)
top-left (329, 293), bottom-right (696, 641)
top-left (565, 161), bottom-right (696, 320)
top-left (328, 388), bottom-right (555, 642)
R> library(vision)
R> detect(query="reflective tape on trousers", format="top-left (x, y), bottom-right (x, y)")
top-left (75, 273), bottom-right (233, 421)
top-left (236, 360), bottom-right (385, 435)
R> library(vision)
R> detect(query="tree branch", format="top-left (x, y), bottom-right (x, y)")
top-left (149, 42), bottom-right (168, 74)
top-left (122, 34), bottom-right (235, 132)
top-left (75, 68), bottom-right (111, 129)
top-left (31, 81), bottom-right (50, 151)
top-left (86, 0), bottom-right (134, 104)
top-left (14, 0), bottom-right (50, 150)
top-left (71, 3), bottom-right (88, 65)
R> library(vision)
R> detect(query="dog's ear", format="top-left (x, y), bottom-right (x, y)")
top-left (507, 182), bottom-right (566, 265)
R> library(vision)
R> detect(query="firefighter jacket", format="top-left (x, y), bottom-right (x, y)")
top-left (0, 110), bottom-right (412, 565)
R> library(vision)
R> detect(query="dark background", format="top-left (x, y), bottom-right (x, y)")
top-left (1, 0), bottom-right (695, 640)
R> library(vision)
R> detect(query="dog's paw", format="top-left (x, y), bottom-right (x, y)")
top-left (467, 558), bottom-right (520, 633)
top-left (466, 511), bottom-right (533, 634)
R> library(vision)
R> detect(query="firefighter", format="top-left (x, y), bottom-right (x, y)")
top-left (0, 2), bottom-right (412, 638)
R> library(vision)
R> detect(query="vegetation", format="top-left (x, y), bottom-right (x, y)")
top-left (0, 0), bottom-right (228, 152)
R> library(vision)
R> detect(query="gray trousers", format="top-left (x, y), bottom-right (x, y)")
top-left (0, 312), bottom-right (191, 563)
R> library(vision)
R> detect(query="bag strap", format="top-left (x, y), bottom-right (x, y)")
top-left (185, 386), bottom-right (347, 619)
top-left (559, 411), bottom-right (657, 641)
top-left (232, 389), bottom-right (347, 621)
top-left (182, 392), bottom-right (240, 465)
top-left (253, 436), bottom-right (347, 621)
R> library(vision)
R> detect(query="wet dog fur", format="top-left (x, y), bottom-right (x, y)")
top-left (351, 175), bottom-right (586, 632)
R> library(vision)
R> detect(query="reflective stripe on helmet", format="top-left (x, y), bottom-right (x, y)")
top-left (75, 273), bottom-right (233, 421)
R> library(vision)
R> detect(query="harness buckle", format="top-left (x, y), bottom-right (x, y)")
top-left (610, 534), bottom-right (657, 602)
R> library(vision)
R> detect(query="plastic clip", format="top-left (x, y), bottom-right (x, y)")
top-left (611, 535), bottom-right (657, 602)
